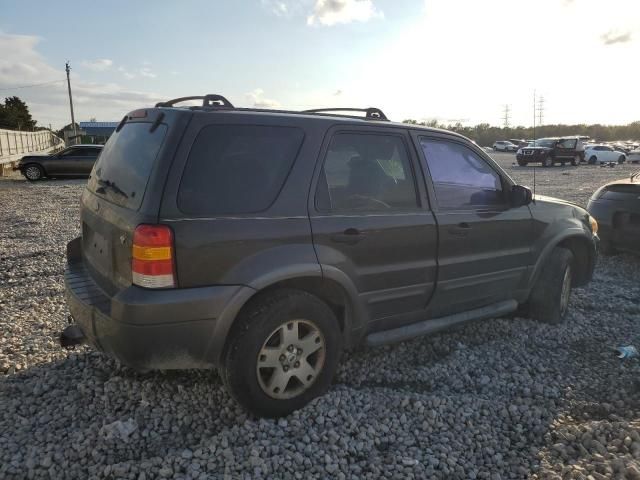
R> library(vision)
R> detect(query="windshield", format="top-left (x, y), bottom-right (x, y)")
top-left (532, 139), bottom-right (556, 148)
top-left (87, 122), bottom-right (167, 210)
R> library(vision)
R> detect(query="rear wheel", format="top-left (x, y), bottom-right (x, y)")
top-left (24, 164), bottom-right (43, 181)
top-left (618, 155), bottom-right (625, 164)
top-left (542, 156), bottom-right (554, 168)
top-left (220, 289), bottom-right (342, 418)
top-left (527, 247), bottom-right (574, 324)
top-left (571, 154), bottom-right (580, 166)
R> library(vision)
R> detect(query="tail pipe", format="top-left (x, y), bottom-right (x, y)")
top-left (60, 321), bottom-right (86, 350)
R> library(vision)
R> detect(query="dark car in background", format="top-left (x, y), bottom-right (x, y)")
top-left (516, 137), bottom-right (584, 167)
top-left (588, 170), bottom-right (640, 255)
top-left (61, 95), bottom-right (598, 417)
top-left (16, 144), bottom-right (103, 181)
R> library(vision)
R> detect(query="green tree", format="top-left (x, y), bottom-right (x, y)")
top-left (0, 96), bottom-right (37, 130)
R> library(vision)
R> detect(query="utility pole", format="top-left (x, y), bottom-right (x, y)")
top-left (65, 62), bottom-right (77, 143)
top-left (537, 96), bottom-right (545, 126)
top-left (533, 90), bottom-right (536, 142)
top-left (502, 104), bottom-right (511, 129)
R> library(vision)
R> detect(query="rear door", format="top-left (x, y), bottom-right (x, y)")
top-left (77, 147), bottom-right (101, 174)
top-left (415, 134), bottom-right (533, 317)
top-left (310, 127), bottom-right (438, 327)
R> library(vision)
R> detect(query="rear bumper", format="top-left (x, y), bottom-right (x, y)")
top-left (64, 237), bottom-right (252, 370)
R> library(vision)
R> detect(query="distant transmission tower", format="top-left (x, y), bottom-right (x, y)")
top-left (537, 96), bottom-right (545, 126)
top-left (502, 104), bottom-right (511, 128)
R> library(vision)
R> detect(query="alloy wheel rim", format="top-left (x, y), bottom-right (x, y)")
top-left (25, 166), bottom-right (40, 179)
top-left (560, 265), bottom-right (572, 316)
top-left (256, 319), bottom-right (326, 400)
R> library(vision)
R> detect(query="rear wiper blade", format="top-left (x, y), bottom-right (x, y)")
top-left (96, 178), bottom-right (129, 198)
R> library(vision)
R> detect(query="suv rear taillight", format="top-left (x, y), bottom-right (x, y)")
top-left (132, 224), bottom-right (176, 288)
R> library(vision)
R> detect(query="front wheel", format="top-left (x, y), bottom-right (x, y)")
top-left (542, 156), bottom-right (554, 168)
top-left (23, 164), bottom-right (44, 181)
top-left (588, 155), bottom-right (597, 165)
top-left (517, 158), bottom-right (527, 167)
top-left (618, 155), bottom-right (625, 164)
top-left (527, 247), bottom-right (574, 324)
top-left (220, 290), bottom-right (342, 418)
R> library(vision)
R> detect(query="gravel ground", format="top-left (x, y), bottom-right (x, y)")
top-left (1, 155), bottom-right (639, 479)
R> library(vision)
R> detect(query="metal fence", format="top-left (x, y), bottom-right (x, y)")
top-left (0, 129), bottom-right (64, 162)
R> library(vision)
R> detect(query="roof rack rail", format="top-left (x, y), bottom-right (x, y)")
top-left (303, 107), bottom-right (388, 121)
top-left (155, 94), bottom-right (234, 108)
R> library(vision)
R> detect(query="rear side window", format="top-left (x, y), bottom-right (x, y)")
top-left (178, 125), bottom-right (303, 215)
top-left (315, 133), bottom-right (419, 212)
top-left (87, 122), bottom-right (167, 210)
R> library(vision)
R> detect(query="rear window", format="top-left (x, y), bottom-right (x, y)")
top-left (87, 122), bottom-right (167, 210)
top-left (178, 125), bottom-right (304, 215)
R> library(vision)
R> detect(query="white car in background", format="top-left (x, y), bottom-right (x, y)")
top-left (584, 145), bottom-right (627, 164)
top-left (492, 141), bottom-right (519, 152)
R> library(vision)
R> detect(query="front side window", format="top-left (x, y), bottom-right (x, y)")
top-left (316, 133), bottom-right (418, 212)
top-left (421, 138), bottom-right (505, 210)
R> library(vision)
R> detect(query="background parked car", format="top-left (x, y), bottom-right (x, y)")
top-left (492, 140), bottom-right (518, 152)
top-left (515, 137), bottom-right (583, 167)
top-left (627, 147), bottom-right (640, 164)
top-left (16, 144), bottom-right (103, 181)
top-left (588, 170), bottom-right (640, 255)
top-left (584, 145), bottom-right (626, 165)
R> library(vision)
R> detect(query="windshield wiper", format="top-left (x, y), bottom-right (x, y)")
top-left (96, 178), bottom-right (129, 199)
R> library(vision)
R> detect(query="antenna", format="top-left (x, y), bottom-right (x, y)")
top-left (533, 90), bottom-right (536, 142)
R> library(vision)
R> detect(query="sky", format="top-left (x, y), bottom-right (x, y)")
top-left (0, 0), bottom-right (638, 129)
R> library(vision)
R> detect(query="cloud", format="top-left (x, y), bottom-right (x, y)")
top-left (601, 29), bottom-right (633, 45)
top-left (81, 58), bottom-right (113, 71)
top-left (117, 65), bottom-right (157, 80)
top-left (246, 88), bottom-right (281, 108)
top-left (0, 32), bottom-right (163, 127)
top-left (262, 0), bottom-right (291, 16)
top-left (307, 0), bottom-right (383, 26)
top-left (139, 67), bottom-right (156, 78)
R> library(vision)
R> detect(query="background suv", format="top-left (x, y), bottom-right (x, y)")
top-left (62, 95), bottom-right (599, 417)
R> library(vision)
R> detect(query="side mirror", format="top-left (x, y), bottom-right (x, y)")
top-left (510, 185), bottom-right (532, 207)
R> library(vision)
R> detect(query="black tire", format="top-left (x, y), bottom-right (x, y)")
top-left (618, 155), bottom-right (625, 164)
top-left (571, 155), bottom-right (580, 166)
top-left (220, 289), bottom-right (342, 418)
top-left (542, 156), bottom-right (554, 168)
top-left (517, 158), bottom-right (527, 167)
top-left (23, 164), bottom-right (44, 181)
top-left (588, 155), bottom-right (597, 165)
top-left (527, 247), bottom-right (574, 324)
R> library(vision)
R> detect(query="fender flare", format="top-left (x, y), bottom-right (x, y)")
top-left (208, 264), bottom-right (365, 364)
top-left (528, 229), bottom-right (594, 290)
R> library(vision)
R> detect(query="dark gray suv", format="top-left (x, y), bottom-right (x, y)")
top-left (62, 95), bottom-right (599, 417)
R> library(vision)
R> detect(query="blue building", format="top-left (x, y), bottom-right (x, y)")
top-left (78, 121), bottom-right (119, 144)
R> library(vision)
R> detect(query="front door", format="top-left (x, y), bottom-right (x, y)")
top-left (416, 134), bottom-right (533, 317)
top-left (310, 128), bottom-right (438, 327)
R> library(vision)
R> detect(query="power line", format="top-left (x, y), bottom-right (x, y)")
top-left (0, 79), bottom-right (66, 92)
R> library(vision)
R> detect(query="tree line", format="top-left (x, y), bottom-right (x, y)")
top-left (0, 96), bottom-right (38, 130)
top-left (403, 119), bottom-right (640, 146)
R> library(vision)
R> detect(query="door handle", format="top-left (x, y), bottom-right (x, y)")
top-left (448, 222), bottom-right (471, 236)
top-left (330, 228), bottom-right (365, 245)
